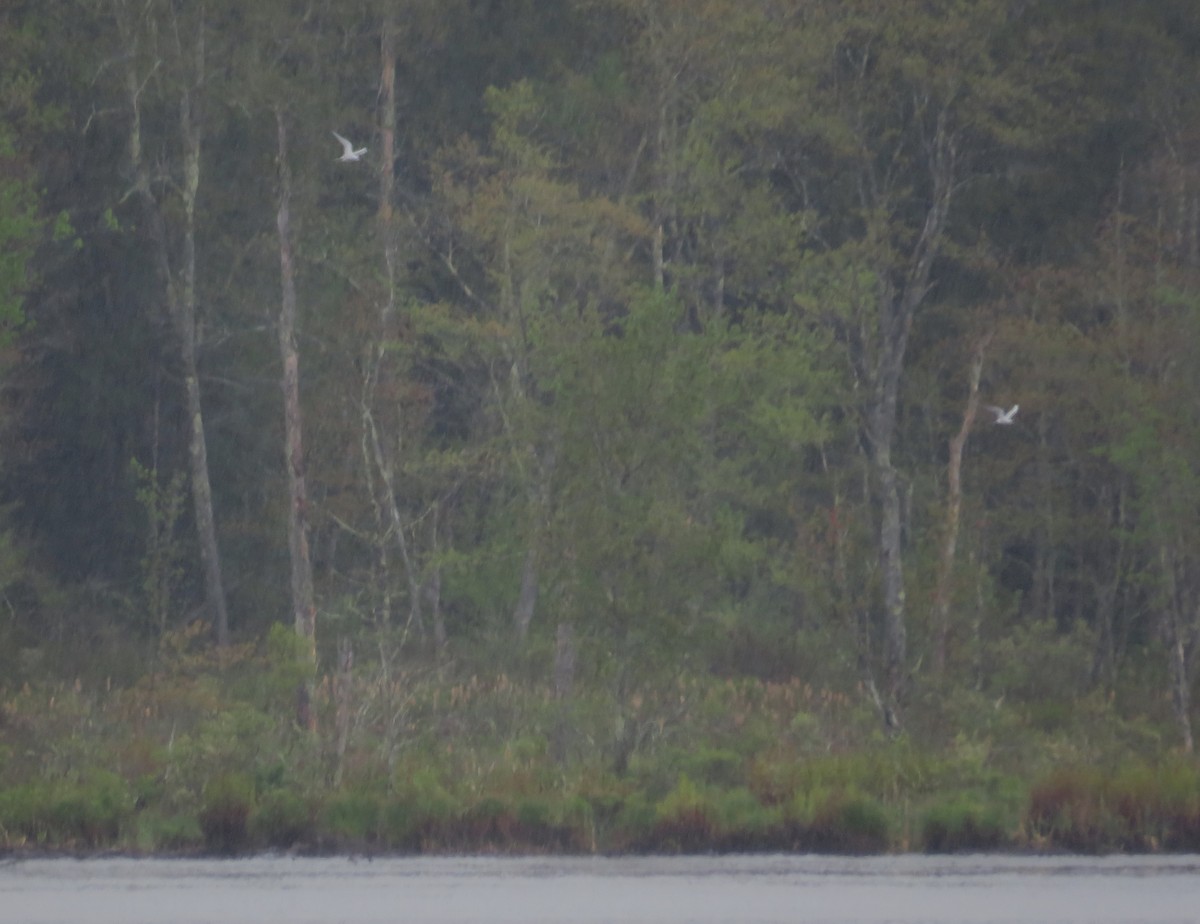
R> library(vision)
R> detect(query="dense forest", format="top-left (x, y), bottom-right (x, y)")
top-left (4, 0), bottom-right (1200, 855)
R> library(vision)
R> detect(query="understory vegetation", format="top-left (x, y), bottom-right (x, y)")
top-left (1, 623), bottom-right (1196, 857)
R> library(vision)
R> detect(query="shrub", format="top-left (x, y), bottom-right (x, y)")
top-left (613, 791), bottom-right (657, 849)
top-left (921, 798), bottom-right (1009, 852)
top-left (47, 773), bottom-right (131, 848)
top-left (515, 796), bottom-right (553, 831)
top-left (1109, 759), bottom-right (1200, 851)
top-left (508, 795), bottom-right (590, 851)
top-left (679, 748), bottom-right (744, 789)
top-left (321, 791), bottom-right (381, 845)
top-left (379, 798), bottom-right (423, 850)
top-left (250, 789), bottom-right (313, 849)
top-left (460, 795), bottom-right (514, 847)
top-left (643, 776), bottom-right (716, 852)
top-left (0, 773), bottom-right (132, 849)
top-left (199, 773), bottom-right (255, 855)
top-left (0, 782), bottom-right (53, 845)
top-left (804, 790), bottom-right (891, 854)
top-left (381, 768), bottom-right (461, 850)
top-left (78, 770), bottom-right (133, 845)
top-left (1026, 766), bottom-right (1121, 852)
top-left (711, 786), bottom-right (782, 851)
top-left (135, 811), bottom-right (203, 852)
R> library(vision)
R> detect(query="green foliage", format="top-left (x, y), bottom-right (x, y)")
top-left (380, 769), bottom-right (462, 851)
top-left (921, 797), bottom-right (1010, 853)
top-left (805, 790), bottom-right (891, 855)
top-left (250, 789), bottom-right (313, 849)
top-left (261, 622), bottom-right (318, 701)
top-left (711, 786), bottom-right (778, 841)
top-left (1026, 759), bottom-right (1200, 853)
top-left (676, 747), bottom-right (743, 790)
top-left (130, 458), bottom-right (188, 638)
top-left (647, 776), bottom-right (715, 852)
top-left (0, 655), bottom-right (1198, 855)
top-left (134, 811), bottom-right (203, 852)
top-left (322, 791), bottom-right (381, 844)
top-left (987, 619), bottom-right (1094, 705)
top-left (199, 773), bottom-right (255, 855)
top-left (0, 772), bottom-right (132, 848)
top-left (0, 123), bottom-right (37, 348)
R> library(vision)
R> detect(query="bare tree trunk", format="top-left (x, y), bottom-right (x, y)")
top-left (1161, 543), bottom-right (1195, 754)
top-left (378, 13), bottom-right (397, 230)
top-left (364, 402), bottom-right (423, 633)
top-left (118, 1), bottom-right (229, 645)
top-left (866, 274), bottom-right (921, 733)
top-left (1168, 623), bottom-right (1194, 755)
top-left (371, 10), bottom-right (399, 626)
top-left (1032, 414), bottom-right (1057, 623)
top-left (552, 620), bottom-right (576, 764)
top-left (931, 334), bottom-right (990, 673)
top-left (651, 100), bottom-right (668, 292)
top-left (511, 462), bottom-right (554, 641)
top-left (513, 547), bottom-right (539, 640)
top-left (332, 638), bottom-right (354, 785)
top-left (358, 364), bottom-right (392, 626)
top-left (870, 430), bottom-right (906, 733)
top-left (863, 113), bottom-right (956, 731)
top-left (1090, 486), bottom-right (1127, 691)
top-left (275, 109), bottom-right (316, 662)
top-left (361, 9), bottom-right (424, 635)
top-left (428, 501), bottom-right (447, 653)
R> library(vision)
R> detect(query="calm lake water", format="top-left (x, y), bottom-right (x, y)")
top-left (2, 854), bottom-right (1199, 924)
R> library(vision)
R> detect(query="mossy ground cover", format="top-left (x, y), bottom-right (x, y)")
top-left (1, 627), bottom-right (1197, 856)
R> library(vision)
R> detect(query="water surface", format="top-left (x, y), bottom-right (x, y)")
top-left (2, 854), bottom-right (1198, 923)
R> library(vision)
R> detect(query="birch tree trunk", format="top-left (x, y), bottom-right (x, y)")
top-left (931, 334), bottom-right (990, 674)
top-left (865, 115), bottom-right (956, 731)
top-left (1160, 543), bottom-right (1195, 754)
top-left (512, 547), bottom-right (540, 640)
top-left (275, 109), bottom-right (316, 661)
top-left (118, 1), bottom-right (229, 645)
top-left (361, 10), bottom-right (424, 635)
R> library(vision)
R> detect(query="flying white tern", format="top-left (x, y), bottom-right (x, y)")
top-left (332, 131), bottom-right (367, 162)
top-left (985, 404), bottom-right (1019, 425)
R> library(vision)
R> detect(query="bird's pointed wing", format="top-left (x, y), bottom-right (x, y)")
top-left (984, 405), bottom-right (1004, 416)
top-left (1008, 404), bottom-right (1019, 415)
top-left (332, 131), bottom-right (352, 154)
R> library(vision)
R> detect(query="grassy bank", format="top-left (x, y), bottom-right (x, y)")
top-left (1, 626), bottom-right (1196, 857)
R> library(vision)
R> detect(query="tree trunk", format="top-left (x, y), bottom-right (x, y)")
top-left (361, 8), bottom-right (424, 634)
top-left (1089, 486), bottom-right (1127, 691)
top-left (865, 272), bottom-right (919, 733)
top-left (513, 547), bottom-right (539, 640)
top-left (511, 460), bottom-right (554, 642)
top-left (378, 13), bottom-right (397, 230)
top-left (120, 3), bottom-right (229, 645)
top-left (871, 430), bottom-right (906, 732)
top-left (1168, 623), bottom-right (1194, 755)
top-left (332, 638), bottom-right (354, 785)
top-left (863, 112), bottom-right (957, 731)
top-left (1032, 414), bottom-right (1057, 623)
top-left (552, 620), bottom-right (576, 765)
top-left (1161, 543), bottom-right (1195, 754)
top-left (275, 110), bottom-right (316, 660)
top-left (931, 334), bottom-right (990, 674)
top-left (428, 501), bottom-right (447, 653)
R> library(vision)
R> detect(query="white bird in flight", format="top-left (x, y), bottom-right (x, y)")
top-left (332, 131), bottom-right (367, 162)
top-left (985, 404), bottom-right (1019, 425)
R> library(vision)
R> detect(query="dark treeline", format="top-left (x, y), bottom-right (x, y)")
top-left (3, 0), bottom-right (1200, 824)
